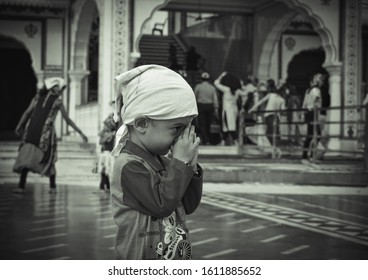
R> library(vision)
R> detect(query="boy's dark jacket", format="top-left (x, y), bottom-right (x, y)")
top-left (111, 140), bottom-right (203, 260)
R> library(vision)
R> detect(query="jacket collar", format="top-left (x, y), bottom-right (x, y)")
top-left (123, 140), bottom-right (165, 172)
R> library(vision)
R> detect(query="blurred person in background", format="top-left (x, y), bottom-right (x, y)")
top-left (214, 71), bottom-right (242, 146)
top-left (97, 101), bottom-right (119, 192)
top-left (249, 79), bottom-right (285, 148)
top-left (279, 82), bottom-right (301, 146)
top-left (301, 73), bottom-right (323, 163)
top-left (13, 77), bottom-right (88, 194)
top-left (194, 72), bottom-right (219, 145)
top-left (238, 75), bottom-right (258, 107)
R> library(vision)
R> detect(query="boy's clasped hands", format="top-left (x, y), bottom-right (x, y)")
top-left (172, 123), bottom-right (200, 173)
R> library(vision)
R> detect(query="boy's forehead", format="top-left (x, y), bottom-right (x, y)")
top-left (162, 116), bottom-right (194, 125)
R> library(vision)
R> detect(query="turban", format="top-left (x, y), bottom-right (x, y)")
top-left (44, 77), bottom-right (66, 90)
top-left (113, 65), bottom-right (198, 149)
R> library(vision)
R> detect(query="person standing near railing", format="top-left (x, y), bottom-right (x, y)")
top-left (249, 79), bottom-right (285, 146)
top-left (318, 74), bottom-right (330, 159)
top-left (194, 72), bottom-right (219, 145)
top-left (214, 71), bottom-right (242, 146)
top-left (301, 73), bottom-right (323, 163)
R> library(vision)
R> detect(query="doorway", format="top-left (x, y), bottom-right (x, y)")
top-left (286, 47), bottom-right (329, 100)
top-left (0, 36), bottom-right (37, 140)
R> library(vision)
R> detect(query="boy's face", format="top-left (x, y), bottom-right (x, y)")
top-left (142, 116), bottom-right (194, 155)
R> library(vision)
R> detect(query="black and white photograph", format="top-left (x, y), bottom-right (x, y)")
top-left (0, 0), bottom-right (367, 274)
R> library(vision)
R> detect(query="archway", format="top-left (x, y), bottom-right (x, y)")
top-left (0, 35), bottom-right (37, 139)
top-left (70, 0), bottom-right (99, 105)
top-left (256, 0), bottom-right (337, 80)
top-left (286, 47), bottom-right (329, 99)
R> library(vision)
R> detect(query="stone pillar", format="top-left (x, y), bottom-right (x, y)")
top-left (343, 0), bottom-right (361, 138)
top-left (68, 69), bottom-right (89, 133)
top-left (99, 0), bottom-right (113, 133)
top-left (325, 64), bottom-right (342, 152)
top-left (34, 70), bottom-right (45, 89)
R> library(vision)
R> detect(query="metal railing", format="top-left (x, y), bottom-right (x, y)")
top-left (238, 104), bottom-right (368, 171)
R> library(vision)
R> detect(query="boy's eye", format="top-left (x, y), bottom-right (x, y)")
top-left (171, 126), bottom-right (183, 134)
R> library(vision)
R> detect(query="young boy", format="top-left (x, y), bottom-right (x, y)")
top-left (111, 65), bottom-right (203, 260)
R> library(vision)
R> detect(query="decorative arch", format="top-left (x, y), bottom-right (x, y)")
top-left (70, 0), bottom-right (99, 70)
top-left (256, 0), bottom-right (338, 79)
top-left (257, 11), bottom-right (296, 80)
top-left (0, 35), bottom-right (38, 136)
top-left (133, 0), bottom-right (169, 54)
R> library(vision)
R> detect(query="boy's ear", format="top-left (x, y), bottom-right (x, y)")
top-left (133, 117), bottom-right (149, 133)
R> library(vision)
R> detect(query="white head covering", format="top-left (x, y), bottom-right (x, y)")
top-left (114, 64), bottom-right (198, 148)
top-left (44, 77), bottom-right (66, 90)
top-left (201, 72), bottom-right (210, 79)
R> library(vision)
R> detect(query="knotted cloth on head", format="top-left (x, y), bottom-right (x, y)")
top-left (113, 64), bottom-right (198, 150)
top-left (44, 77), bottom-right (66, 90)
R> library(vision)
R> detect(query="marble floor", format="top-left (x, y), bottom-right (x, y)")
top-left (0, 182), bottom-right (367, 260)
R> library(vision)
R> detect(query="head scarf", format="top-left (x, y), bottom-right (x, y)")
top-left (113, 64), bottom-right (198, 150)
top-left (44, 77), bottom-right (66, 90)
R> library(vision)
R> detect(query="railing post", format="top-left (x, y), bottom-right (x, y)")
top-left (364, 104), bottom-right (368, 172)
top-left (272, 112), bottom-right (277, 159)
top-left (239, 111), bottom-right (244, 147)
top-left (312, 105), bottom-right (318, 162)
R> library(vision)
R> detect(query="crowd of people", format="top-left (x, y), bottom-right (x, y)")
top-left (167, 45), bottom-right (329, 162)
top-left (192, 69), bottom-right (330, 162)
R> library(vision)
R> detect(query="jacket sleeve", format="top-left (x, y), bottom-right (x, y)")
top-left (120, 158), bottom-right (196, 218)
top-left (181, 164), bottom-right (203, 215)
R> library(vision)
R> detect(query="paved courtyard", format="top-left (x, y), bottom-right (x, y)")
top-left (0, 181), bottom-right (367, 260)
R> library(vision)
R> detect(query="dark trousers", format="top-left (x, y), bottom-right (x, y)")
top-left (302, 111), bottom-right (321, 159)
top-left (186, 70), bottom-right (197, 88)
top-left (99, 173), bottom-right (110, 190)
top-left (19, 168), bottom-right (56, 189)
top-left (265, 115), bottom-right (280, 145)
top-left (198, 103), bottom-right (214, 145)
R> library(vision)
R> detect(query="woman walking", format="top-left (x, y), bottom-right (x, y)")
top-left (214, 71), bottom-right (241, 145)
top-left (13, 77), bottom-right (88, 194)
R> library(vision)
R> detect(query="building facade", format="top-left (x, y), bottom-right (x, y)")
top-left (0, 0), bottom-right (367, 153)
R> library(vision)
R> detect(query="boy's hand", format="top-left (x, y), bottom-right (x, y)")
top-left (189, 148), bottom-right (198, 172)
top-left (172, 123), bottom-right (200, 166)
top-left (113, 112), bottom-right (121, 123)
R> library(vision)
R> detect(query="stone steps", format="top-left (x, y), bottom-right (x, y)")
top-left (1, 141), bottom-right (366, 186)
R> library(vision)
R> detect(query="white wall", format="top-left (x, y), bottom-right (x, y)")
top-left (133, 0), bottom-right (167, 52)
top-left (281, 34), bottom-right (321, 79)
top-left (0, 19), bottom-right (42, 71)
top-left (46, 19), bottom-right (63, 66)
top-left (295, 0), bottom-right (339, 63)
top-left (75, 103), bottom-right (99, 142)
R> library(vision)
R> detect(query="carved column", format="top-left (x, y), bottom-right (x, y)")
top-left (343, 0), bottom-right (361, 138)
top-left (325, 64), bottom-right (342, 152)
top-left (113, 0), bottom-right (130, 78)
top-left (68, 70), bottom-right (89, 133)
